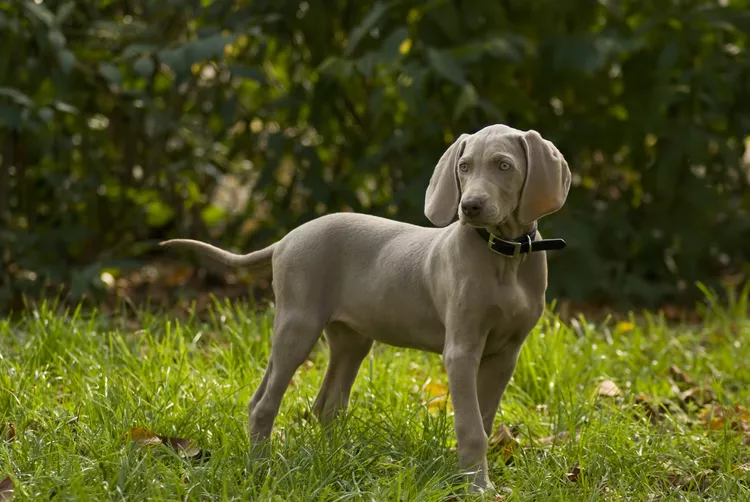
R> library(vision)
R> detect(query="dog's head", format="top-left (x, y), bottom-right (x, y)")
top-left (424, 124), bottom-right (571, 228)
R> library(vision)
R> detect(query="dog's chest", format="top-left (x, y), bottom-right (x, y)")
top-left (483, 283), bottom-right (543, 354)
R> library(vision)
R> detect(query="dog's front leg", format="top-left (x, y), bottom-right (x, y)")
top-left (443, 338), bottom-right (494, 493)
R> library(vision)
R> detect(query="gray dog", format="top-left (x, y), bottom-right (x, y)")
top-left (161, 123), bottom-right (571, 492)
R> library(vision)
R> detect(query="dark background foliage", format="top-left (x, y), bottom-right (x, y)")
top-left (1, 0), bottom-right (750, 313)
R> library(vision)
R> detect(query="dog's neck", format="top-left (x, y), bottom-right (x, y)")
top-left (486, 218), bottom-right (536, 241)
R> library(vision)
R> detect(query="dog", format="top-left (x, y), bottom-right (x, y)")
top-left (161, 123), bottom-right (571, 492)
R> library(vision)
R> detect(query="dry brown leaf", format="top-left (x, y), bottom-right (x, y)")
top-left (678, 386), bottom-right (717, 406)
top-left (734, 405), bottom-right (750, 432)
top-left (596, 380), bottom-right (621, 397)
top-left (668, 365), bottom-right (695, 387)
top-left (633, 393), bottom-right (664, 423)
top-left (129, 428), bottom-right (163, 446)
top-left (164, 267), bottom-right (193, 287)
top-left (699, 404), bottom-right (750, 432)
top-left (422, 379), bottom-right (451, 413)
top-left (667, 469), bottom-right (712, 492)
top-left (489, 424), bottom-right (518, 457)
top-left (160, 436), bottom-right (203, 459)
top-left (0, 476), bottom-right (13, 502)
top-left (533, 430), bottom-right (573, 446)
top-left (564, 462), bottom-right (581, 482)
top-left (128, 428), bottom-right (207, 460)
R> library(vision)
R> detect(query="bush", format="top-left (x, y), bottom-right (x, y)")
top-left (1, 0), bottom-right (749, 311)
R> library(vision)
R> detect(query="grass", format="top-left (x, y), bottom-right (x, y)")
top-left (1, 289), bottom-right (749, 501)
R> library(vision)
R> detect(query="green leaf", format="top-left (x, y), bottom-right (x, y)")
top-left (38, 106), bottom-right (54, 123)
top-left (426, 48), bottom-right (466, 85)
top-left (122, 43), bottom-right (159, 59)
top-left (228, 65), bottom-right (266, 83)
top-left (0, 87), bottom-right (34, 107)
top-left (484, 37), bottom-right (523, 62)
top-left (0, 103), bottom-right (23, 129)
top-left (318, 57), bottom-right (354, 79)
top-left (355, 53), bottom-right (378, 78)
top-left (453, 83), bottom-right (478, 120)
top-left (184, 34), bottom-right (235, 62)
top-left (56, 1), bottom-right (75, 25)
top-left (99, 63), bottom-right (122, 84)
top-left (346, 2), bottom-right (389, 56)
top-left (133, 57), bottom-right (155, 78)
top-left (157, 47), bottom-right (187, 74)
top-left (23, 0), bottom-right (55, 27)
top-left (0, 11), bottom-right (21, 33)
top-left (657, 41), bottom-right (680, 72)
top-left (48, 29), bottom-right (66, 50)
top-left (51, 100), bottom-right (78, 114)
top-left (58, 49), bottom-right (76, 74)
top-left (378, 26), bottom-right (409, 64)
top-left (478, 98), bottom-right (504, 120)
top-left (157, 34), bottom-right (234, 76)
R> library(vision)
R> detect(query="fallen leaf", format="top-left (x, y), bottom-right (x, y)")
top-left (615, 321), bottom-right (635, 333)
top-left (734, 405), bottom-right (750, 431)
top-left (129, 428), bottom-right (163, 446)
top-left (596, 380), bottom-right (621, 397)
top-left (564, 462), bottom-right (581, 482)
top-left (633, 393), bottom-right (664, 424)
top-left (422, 379), bottom-right (450, 413)
top-left (699, 404), bottom-right (750, 432)
top-left (422, 379), bottom-right (449, 396)
top-left (128, 428), bottom-right (208, 460)
top-left (425, 394), bottom-right (448, 412)
top-left (678, 386), bottom-right (717, 407)
top-left (668, 365), bottom-right (695, 387)
top-left (533, 430), bottom-right (573, 446)
top-left (0, 477), bottom-right (13, 502)
top-left (667, 469), bottom-right (712, 492)
top-left (164, 267), bottom-right (193, 287)
top-left (160, 436), bottom-right (203, 459)
top-left (489, 424), bottom-right (518, 457)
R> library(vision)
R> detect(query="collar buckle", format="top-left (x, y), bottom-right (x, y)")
top-left (488, 233), bottom-right (521, 258)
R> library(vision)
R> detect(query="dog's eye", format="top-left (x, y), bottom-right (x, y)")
top-left (499, 160), bottom-right (512, 171)
top-left (458, 162), bottom-right (469, 172)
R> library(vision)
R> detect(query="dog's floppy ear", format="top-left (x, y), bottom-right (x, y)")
top-left (518, 130), bottom-right (571, 225)
top-left (424, 133), bottom-right (470, 227)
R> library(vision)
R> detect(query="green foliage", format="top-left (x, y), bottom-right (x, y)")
top-left (1, 0), bottom-right (750, 309)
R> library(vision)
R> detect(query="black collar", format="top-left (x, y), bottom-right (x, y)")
top-left (475, 225), bottom-right (567, 258)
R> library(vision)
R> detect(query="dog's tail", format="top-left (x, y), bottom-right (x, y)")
top-left (160, 239), bottom-right (276, 276)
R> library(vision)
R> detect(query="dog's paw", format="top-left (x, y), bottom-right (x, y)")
top-left (467, 478), bottom-right (495, 495)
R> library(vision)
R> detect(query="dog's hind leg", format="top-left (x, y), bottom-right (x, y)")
top-left (312, 322), bottom-right (373, 425)
top-left (248, 310), bottom-right (325, 443)
top-left (248, 360), bottom-right (272, 418)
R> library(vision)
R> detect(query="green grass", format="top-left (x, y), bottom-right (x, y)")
top-left (1, 292), bottom-right (749, 501)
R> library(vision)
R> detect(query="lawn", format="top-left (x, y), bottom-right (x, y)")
top-left (1, 289), bottom-right (749, 501)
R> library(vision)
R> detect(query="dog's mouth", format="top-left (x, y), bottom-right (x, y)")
top-left (459, 208), bottom-right (507, 228)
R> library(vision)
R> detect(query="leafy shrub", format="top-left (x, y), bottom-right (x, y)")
top-left (1, 0), bottom-right (749, 311)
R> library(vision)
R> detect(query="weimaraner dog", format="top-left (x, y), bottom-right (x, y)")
top-left (161, 123), bottom-right (571, 492)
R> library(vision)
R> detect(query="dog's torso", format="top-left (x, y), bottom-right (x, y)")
top-left (271, 212), bottom-right (547, 356)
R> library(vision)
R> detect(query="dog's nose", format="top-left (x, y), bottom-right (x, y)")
top-left (461, 197), bottom-right (484, 218)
